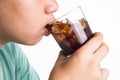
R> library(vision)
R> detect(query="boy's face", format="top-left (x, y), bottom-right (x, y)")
top-left (0, 0), bottom-right (58, 45)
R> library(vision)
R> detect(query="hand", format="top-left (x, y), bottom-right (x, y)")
top-left (49, 32), bottom-right (109, 80)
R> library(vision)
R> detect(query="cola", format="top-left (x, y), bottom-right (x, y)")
top-left (46, 18), bottom-right (93, 56)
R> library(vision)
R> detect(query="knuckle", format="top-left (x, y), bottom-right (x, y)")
top-left (95, 32), bottom-right (103, 42)
top-left (103, 42), bottom-right (109, 53)
top-left (96, 32), bottom-right (103, 39)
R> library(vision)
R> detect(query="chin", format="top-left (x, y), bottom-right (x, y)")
top-left (28, 39), bottom-right (42, 45)
top-left (26, 41), bottom-right (39, 46)
top-left (19, 37), bottom-right (42, 46)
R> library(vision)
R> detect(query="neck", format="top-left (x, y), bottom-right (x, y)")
top-left (0, 42), bottom-right (3, 48)
top-left (0, 33), bottom-right (9, 48)
top-left (0, 38), bottom-right (7, 48)
top-left (0, 41), bottom-right (4, 48)
top-left (0, 44), bottom-right (2, 48)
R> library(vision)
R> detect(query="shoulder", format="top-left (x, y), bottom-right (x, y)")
top-left (1, 42), bottom-right (22, 58)
top-left (1, 42), bottom-right (40, 80)
top-left (1, 42), bottom-right (26, 63)
top-left (2, 42), bottom-right (20, 52)
top-left (2, 42), bottom-right (22, 53)
top-left (2, 42), bottom-right (30, 68)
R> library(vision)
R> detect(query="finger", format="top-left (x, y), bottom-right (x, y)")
top-left (77, 32), bottom-right (103, 55)
top-left (101, 68), bottom-right (109, 80)
top-left (55, 51), bottom-right (70, 66)
top-left (56, 51), bottom-right (67, 62)
top-left (94, 42), bottom-right (109, 62)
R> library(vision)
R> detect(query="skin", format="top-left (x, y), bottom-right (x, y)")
top-left (0, 0), bottom-right (58, 46)
top-left (0, 0), bottom-right (109, 80)
top-left (49, 32), bottom-right (109, 80)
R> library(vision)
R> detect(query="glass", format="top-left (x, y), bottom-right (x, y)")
top-left (46, 6), bottom-right (93, 56)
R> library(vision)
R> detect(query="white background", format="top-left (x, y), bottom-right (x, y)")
top-left (19, 0), bottom-right (120, 80)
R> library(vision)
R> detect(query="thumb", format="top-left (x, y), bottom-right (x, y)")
top-left (101, 68), bottom-right (109, 80)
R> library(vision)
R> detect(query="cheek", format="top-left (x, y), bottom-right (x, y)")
top-left (0, 0), bottom-right (47, 45)
top-left (19, 24), bottom-right (44, 38)
top-left (19, 0), bottom-right (46, 23)
top-left (16, 1), bottom-right (47, 35)
top-left (10, 25), bottom-right (44, 45)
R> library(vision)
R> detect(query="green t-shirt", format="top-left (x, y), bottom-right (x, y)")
top-left (0, 42), bottom-right (40, 80)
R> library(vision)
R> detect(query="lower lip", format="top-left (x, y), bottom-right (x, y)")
top-left (44, 28), bottom-right (50, 36)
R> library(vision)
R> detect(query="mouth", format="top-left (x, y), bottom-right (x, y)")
top-left (44, 27), bottom-right (50, 36)
top-left (44, 17), bottom-right (55, 36)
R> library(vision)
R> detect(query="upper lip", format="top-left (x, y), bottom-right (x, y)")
top-left (44, 15), bottom-right (55, 29)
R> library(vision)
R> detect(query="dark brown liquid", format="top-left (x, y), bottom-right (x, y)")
top-left (46, 18), bottom-right (92, 56)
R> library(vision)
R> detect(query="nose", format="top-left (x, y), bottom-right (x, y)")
top-left (45, 0), bottom-right (58, 14)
